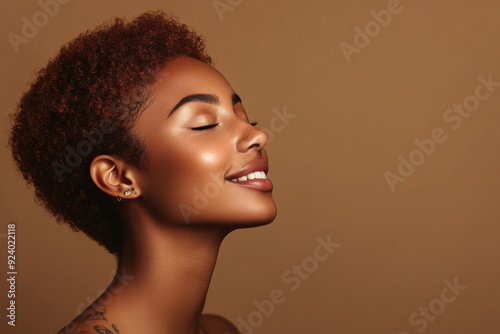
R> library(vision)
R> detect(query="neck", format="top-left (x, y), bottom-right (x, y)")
top-left (95, 210), bottom-right (231, 334)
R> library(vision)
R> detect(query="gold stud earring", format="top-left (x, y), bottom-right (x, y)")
top-left (123, 188), bottom-right (136, 197)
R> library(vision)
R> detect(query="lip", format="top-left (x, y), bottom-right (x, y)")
top-left (228, 178), bottom-right (273, 191)
top-left (226, 158), bottom-right (273, 192)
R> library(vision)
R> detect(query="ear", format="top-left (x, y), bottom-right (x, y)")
top-left (90, 155), bottom-right (141, 200)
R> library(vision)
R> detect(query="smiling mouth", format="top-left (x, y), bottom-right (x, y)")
top-left (229, 171), bottom-right (267, 182)
top-left (226, 171), bottom-right (273, 191)
top-left (225, 159), bottom-right (273, 191)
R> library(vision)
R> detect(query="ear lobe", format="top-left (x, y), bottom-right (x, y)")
top-left (90, 155), bottom-right (140, 199)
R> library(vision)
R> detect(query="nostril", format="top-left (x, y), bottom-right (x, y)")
top-left (248, 143), bottom-right (261, 150)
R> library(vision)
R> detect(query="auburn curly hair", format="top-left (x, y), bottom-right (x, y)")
top-left (9, 11), bottom-right (212, 257)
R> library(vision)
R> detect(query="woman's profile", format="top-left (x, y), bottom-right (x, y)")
top-left (9, 11), bottom-right (276, 334)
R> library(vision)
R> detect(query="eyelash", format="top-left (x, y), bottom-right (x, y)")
top-left (192, 123), bottom-right (219, 130)
top-left (191, 121), bottom-right (258, 130)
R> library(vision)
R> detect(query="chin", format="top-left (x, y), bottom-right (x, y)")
top-left (228, 200), bottom-right (278, 228)
top-left (188, 199), bottom-right (277, 228)
top-left (237, 193), bottom-right (277, 224)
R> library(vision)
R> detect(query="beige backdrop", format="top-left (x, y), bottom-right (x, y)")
top-left (1, 0), bottom-right (500, 333)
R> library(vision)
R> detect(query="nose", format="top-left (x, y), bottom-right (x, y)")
top-left (236, 120), bottom-right (268, 153)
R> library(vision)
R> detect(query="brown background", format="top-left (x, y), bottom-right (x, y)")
top-left (1, 0), bottom-right (500, 333)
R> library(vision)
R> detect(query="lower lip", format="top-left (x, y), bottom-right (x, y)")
top-left (227, 178), bottom-right (273, 191)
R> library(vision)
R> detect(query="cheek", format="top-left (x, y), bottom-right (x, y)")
top-left (198, 151), bottom-right (220, 165)
top-left (140, 134), bottom-right (231, 222)
top-left (149, 130), bottom-right (229, 177)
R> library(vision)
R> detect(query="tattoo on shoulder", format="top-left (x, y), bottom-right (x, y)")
top-left (74, 309), bottom-right (120, 334)
top-left (93, 324), bottom-right (120, 334)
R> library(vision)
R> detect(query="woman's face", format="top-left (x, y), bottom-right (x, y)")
top-left (131, 57), bottom-right (277, 226)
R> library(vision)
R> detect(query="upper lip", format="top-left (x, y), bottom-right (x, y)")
top-left (226, 158), bottom-right (269, 180)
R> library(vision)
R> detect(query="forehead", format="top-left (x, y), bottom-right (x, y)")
top-left (149, 56), bottom-right (234, 102)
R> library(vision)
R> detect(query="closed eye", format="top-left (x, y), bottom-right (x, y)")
top-left (191, 123), bottom-right (219, 130)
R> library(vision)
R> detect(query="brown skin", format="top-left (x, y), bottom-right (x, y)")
top-left (59, 57), bottom-right (277, 334)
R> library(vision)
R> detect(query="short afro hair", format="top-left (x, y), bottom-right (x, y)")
top-left (9, 11), bottom-right (212, 257)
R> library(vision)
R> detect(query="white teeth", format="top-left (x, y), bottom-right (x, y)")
top-left (231, 171), bottom-right (267, 182)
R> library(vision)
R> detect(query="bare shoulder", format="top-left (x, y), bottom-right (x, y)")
top-left (56, 309), bottom-right (120, 334)
top-left (200, 313), bottom-right (239, 334)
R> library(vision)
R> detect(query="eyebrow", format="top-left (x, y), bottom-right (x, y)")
top-left (168, 93), bottom-right (242, 116)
